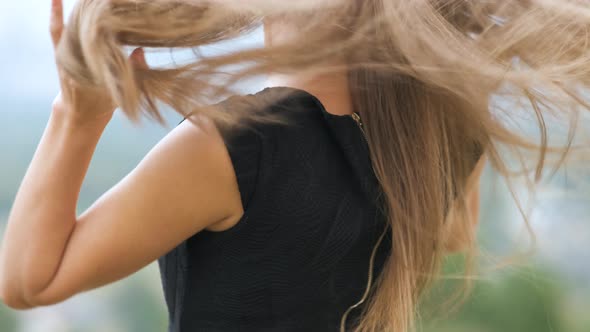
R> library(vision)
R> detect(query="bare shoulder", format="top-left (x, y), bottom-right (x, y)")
top-left (164, 114), bottom-right (244, 231)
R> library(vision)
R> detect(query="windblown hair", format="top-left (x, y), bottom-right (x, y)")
top-left (57, 0), bottom-right (589, 331)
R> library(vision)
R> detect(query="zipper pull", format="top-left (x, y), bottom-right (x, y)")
top-left (351, 112), bottom-right (367, 139)
top-left (351, 112), bottom-right (362, 128)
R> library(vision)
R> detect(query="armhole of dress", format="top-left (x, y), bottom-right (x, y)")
top-left (177, 116), bottom-right (265, 235)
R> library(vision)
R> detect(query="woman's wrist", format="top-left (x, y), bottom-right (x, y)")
top-left (49, 104), bottom-right (114, 134)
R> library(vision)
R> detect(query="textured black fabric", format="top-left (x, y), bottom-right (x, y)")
top-left (158, 87), bottom-right (391, 332)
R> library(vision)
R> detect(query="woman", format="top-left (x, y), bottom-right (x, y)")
top-left (0, 0), bottom-right (586, 331)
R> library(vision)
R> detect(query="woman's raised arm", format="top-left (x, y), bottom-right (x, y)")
top-left (0, 0), bottom-right (243, 310)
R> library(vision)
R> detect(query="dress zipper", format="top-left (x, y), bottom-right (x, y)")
top-left (351, 112), bottom-right (367, 141)
top-left (339, 111), bottom-right (389, 332)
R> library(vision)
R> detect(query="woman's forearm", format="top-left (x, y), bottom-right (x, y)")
top-left (0, 108), bottom-right (112, 305)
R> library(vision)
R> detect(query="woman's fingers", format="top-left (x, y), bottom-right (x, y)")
top-left (50, 0), bottom-right (64, 48)
top-left (130, 48), bottom-right (149, 70)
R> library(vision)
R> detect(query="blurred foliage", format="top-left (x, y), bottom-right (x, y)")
top-left (109, 271), bottom-right (168, 332)
top-left (420, 255), bottom-right (575, 332)
top-left (0, 304), bottom-right (18, 332)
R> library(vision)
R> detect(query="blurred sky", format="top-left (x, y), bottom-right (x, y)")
top-left (0, 1), bottom-right (70, 101)
top-left (0, 0), bottom-right (264, 103)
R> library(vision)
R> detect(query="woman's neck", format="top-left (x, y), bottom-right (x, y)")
top-left (265, 70), bottom-right (353, 116)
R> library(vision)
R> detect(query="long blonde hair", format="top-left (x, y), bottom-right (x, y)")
top-left (56, 0), bottom-right (588, 331)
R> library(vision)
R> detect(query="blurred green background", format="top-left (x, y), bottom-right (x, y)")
top-left (1, 1), bottom-right (589, 331)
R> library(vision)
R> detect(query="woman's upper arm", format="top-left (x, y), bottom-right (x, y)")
top-left (33, 117), bottom-right (243, 305)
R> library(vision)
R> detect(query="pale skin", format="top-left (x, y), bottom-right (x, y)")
top-left (0, 0), bottom-right (485, 310)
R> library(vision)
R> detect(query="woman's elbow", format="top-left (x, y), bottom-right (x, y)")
top-left (0, 289), bottom-right (66, 310)
top-left (0, 285), bottom-right (36, 310)
top-left (0, 276), bottom-right (40, 310)
top-left (0, 276), bottom-right (64, 310)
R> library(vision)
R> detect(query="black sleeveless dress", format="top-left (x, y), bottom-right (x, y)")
top-left (158, 87), bottom-right (391, 332)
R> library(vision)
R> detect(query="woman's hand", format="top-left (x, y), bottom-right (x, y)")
top-left (50, 0), bottom-right (147, 125)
